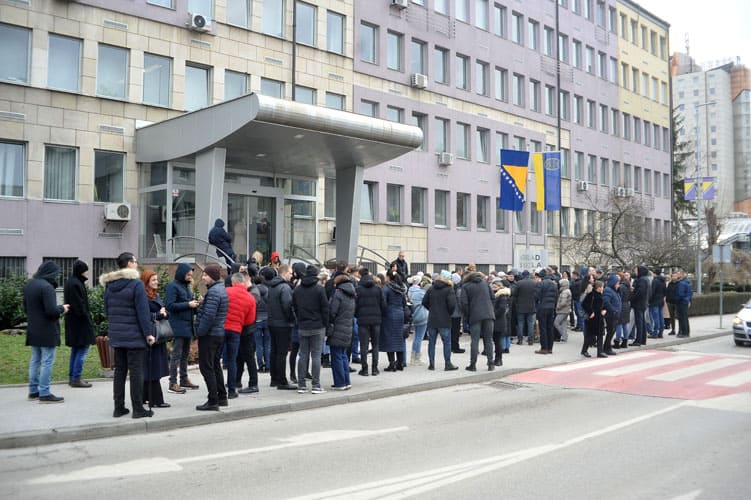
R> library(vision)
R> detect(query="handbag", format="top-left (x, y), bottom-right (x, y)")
top-left (153, 318), bottom-right (174, 344)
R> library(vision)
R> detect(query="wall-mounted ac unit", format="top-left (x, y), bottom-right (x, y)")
top-left (410, 73), bottom-right (428, 89)
top-left (615, 186), bottom-right (634, 197)
top-left (189, 13), bottom-right (212, 32)
top-left (577, 180), bottom-right (589, 192)
top-left (438, 152), bottom-right (454, 166)
top-left (104, 202), bottom-right (131, 222)
top-left (391, 0), bottom-right (409, 9)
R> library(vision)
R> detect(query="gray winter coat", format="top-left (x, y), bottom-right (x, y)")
top-left (328, 279), bottom-right (356, 348)
top-left (459, 272), bottom-right (495, 324)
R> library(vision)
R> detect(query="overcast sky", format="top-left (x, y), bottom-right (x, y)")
top-left (636, 0), bottom-right (750, 68)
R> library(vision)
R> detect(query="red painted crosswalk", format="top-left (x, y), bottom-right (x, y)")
top-left (506, 350), bottom-right (751, 400)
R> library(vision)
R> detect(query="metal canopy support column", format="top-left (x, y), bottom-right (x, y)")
top-left (195, 147), bottom-right (227, 243)
top-left (335, 165), bottom-right (364, 265)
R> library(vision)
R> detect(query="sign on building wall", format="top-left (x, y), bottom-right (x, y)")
top-left (514, 247), bottom-right (547, 271)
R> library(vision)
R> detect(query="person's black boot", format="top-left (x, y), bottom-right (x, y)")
top-left (321, 354), bottom-right (331, 368)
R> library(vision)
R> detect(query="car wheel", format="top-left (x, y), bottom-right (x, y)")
top-left (734, 339), bottom-right (746, 347)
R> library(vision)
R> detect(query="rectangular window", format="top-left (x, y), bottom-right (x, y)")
top-left (587, 154), bottom-right (596, 183)
top-left (410, 39), bottom-right (426, 75)
top-left (530, 202), bottom-right (540, 233)
top-left (185, 63), bottom-right (211, 111)
top-left (476, 128), bottom-right (489, 163)
top-left (148, 0), bottom-right (173, 6)
top-left (477, 195), bottom-right (489, 230)
top-left (189, 0), bottom-right (212, 15)
top-left (611, 109), bottom-right (619, 136)
top-left (544, 26), bottom-right (555, 56)
top-left (294, 85), bottom-right (315, 104)
top-left (260, 77), bottom-right (284, 98)
top-left (573, 95), bottom-right (583, 124)
top-left (530, 140), bottom-right (542, 152)
top-left (573, 39), bottom-right (582, 69)
top-left (456, 54), bottom-right (469, 90)
top-left (585, 46), bottom-right (595, 73)
top-left (0, 23), bottom-right (30, 84)
top-left (634, 166), bottom-right (642, 192)
top-left (324, 177), bottom-right (335, 218)
top-left (455, 122), bottom-right (470, 159)
top-left (624, 164), bottom-right (632, 188)
top-left (143, 53), bottom-right (171, 106)
top-left (476, 61), bottom-right (489, 96)
top-left (622, 113), bottom-right (631, 140)
top-left (560, 148), bottom-right (570, 178)
top-left (599, 158), bottom-right (609, 186)
top-left (361, 182), bottom-right (376, 222)
top-left (514, 135), bottom-right (525, 151)
top-left (386, 105), bottom-right (403, 123)
top-left (561, 208), bottom-right (569, 236)
top-left (608, 57), bottom-right (618, 84)
top-left (512, 73), bottom-right (524, 106)
top-left (494, 67), bottom-right (508, 101)
top-left (641, 72), bottom-right (648, 97)
top-left (387, 31), bottom-right (403, 71)
top-left (644, 168), bottom-right (652, 195)
top-left (632, 67), bottom-right (639, 93)
top-left (434, 47), bottom-right (449, 83)
top-left (495, 199), bottom-right (507, 231)
top-left (360, 22), bottom-right (377, 64)
top-left (455, 0), bottom-right (469, 22)
top-left (612, 160), bottom-right (620, 186)
top-left (411, 187), bottom-right (426, 225)
top-left (224, 70), bottom-right (247, 100)
top-left (653, 124), bottom-right (661, 150)
top-left (587, 210), bottom-right (596, 235)
top-left (574, 151), bottom-right (583, 180)
top-left (559, 90), bottom-right (569, 120)
top-left (227, 0), bottom-right (250, 27)
top-left (545, 85), bottom-right (556, 116)
top-left (494, 4), bottom-right (507, 37)
top-left (475, 0), bottom-right (489, 30)
top-left (360, 99), bottom-right (378, 117)
top-left (435, 0), bottom-right (448, 14)
top-left (528, 19), bottom-right (539, 50)
top-left (263, 0), bottom-right (284, 37)
top-left (574, 208), bottom-right (583, 237)
top-left (94, 150), bottom-right (124, 203)
top-left (44, 145), bottom-right (77, 201)
top-left (48, 34), bottom-right (81, 92)
top-left (598, 51), bottom-right (607, 79)
top-left (559, 34), bottom-right (569, 63)
top-left (495, 132), bottom-right (509, 164)
top-left (641, 25), bottom-right (647, 49)
top-left (663, 173), bottom-right (670, 198)
top-left (97, 44), bottom-right (129, 99)
top-left (586, 99), bottom-right (595, 128)
top-left (295, 1), bottom-right (316, 46)
top-left (620, 14), bottom-right (628, 39)
top-left (609, 6), bottom-right (617, 33)
top-left (599, 104), bottom-right (608, 132)
top-left (633, 117), bottom-right (641, 143)
top-left (644, 121), bottom-right (651, 146)
top-left (456, 193), bottom-right (470, 229)
top-left (386, 184), bottom-right (402, 223)
top-left (621, 63), bottom-right (629, 89)
top-left (514, 210), bottom-right (524, 233)
top-left (546, 210), bottom-right (555, 235)
top-left (435, 117), bottom-right (448, 153)
top-left (410, 112), bottom-right (426, 150)
top-left (631, 19), bottom-right (638, 44)
top-left (435, 190), bottom-right (449, 227)
top-left (0, 141), bottom-right (24, 197)
top-left (326, 11), bottom-right (345, 54)
top-left (654, 171), bottom-right (661, 197)
top-left (529, 79), bottom-right (540, 112)
top-left (511, 12), bottom-right (523, 45)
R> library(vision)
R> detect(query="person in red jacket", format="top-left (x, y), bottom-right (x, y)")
top-left (224, 273), bottom-right (256, 399)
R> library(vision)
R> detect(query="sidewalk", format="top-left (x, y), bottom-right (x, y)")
top-left (0, 314), bottom-right (734, 449)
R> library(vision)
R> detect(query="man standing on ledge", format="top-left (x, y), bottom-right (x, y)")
top-left (195, 264), bottom-right (229, 411)
top-left (391, 251), bottom-right (409, 280)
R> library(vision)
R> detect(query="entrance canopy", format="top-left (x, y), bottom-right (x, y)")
top-left (135, 93), bottom-right (423, 176)
top-left (134, 93), bottom-right (423, 264)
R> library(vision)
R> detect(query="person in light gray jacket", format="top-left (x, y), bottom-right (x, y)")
top-left (554, 278), bottom-right (572, 342)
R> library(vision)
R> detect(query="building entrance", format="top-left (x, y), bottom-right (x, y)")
top-left (227, 193), bottom-right (276, 265)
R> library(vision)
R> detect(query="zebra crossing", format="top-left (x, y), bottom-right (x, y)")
top-left (506, 350), bottom-right (751, 400)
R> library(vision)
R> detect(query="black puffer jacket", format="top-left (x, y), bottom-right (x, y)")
top-left (649, 274), bottom-right (666, 307)
top-left (266, 276), bottom-right (294, 327)
top-left (355, 274), bottom-right (386, 326)
top-left (328, 277), bottom-right (356, 347)
top-left (64, 260), bottom-right (95, 347)
top-left (536, 277), bottom-right (558, 311)
top-left (630, 266), bottom-right (650, 311)
top-left (513, 277), bottom-right (539, 314)
top-left (292, 274), bottom-right (329, 330)
top-left (459, 272), bottom-right (495, 323)
top-left (24, 261), bottom-right (65, 348)
top-left (422, 278), bottom-right (456, 329)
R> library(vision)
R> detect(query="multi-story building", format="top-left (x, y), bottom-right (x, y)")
top-left (0, 0), bottom-right (671, 279)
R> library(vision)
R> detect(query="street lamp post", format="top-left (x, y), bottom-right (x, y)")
top-left (694, 101), bottom-right (715, 295)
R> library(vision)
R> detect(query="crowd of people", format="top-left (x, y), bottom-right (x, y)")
top-left (22, 248), bottom-right (693, 418)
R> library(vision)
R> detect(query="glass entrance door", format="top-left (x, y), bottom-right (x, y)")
top-left (227, 194), bottom-right (275, 265)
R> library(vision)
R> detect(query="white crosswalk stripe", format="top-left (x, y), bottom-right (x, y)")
top-left (595, 355), bottom-right (701, 377)
top-left (646, 358), bottom-right (748, 382)
top-left (706, 369), bottom-right (751, 387)
top-left (544, 351), bottom-right (657, 372)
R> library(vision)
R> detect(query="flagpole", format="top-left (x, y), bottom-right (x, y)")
top-left (555, 0), bottom-right (563, 270)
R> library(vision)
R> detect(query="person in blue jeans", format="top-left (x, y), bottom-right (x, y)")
top-left (328, 274), bottom-right (356, 389)
top-left (64, 260), bottom-right (95, 388)
top-left (25, 261), bottom-right (69, 403)
top-left (408, 275), bottom-right (429, 366)
top-left (648, 269), bottom-right (666, 339)
top-left (422, 270), bottom-right (459, 371)
top-left (251, 274), bottom-right (271, 372)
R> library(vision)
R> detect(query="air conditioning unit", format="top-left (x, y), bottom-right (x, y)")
top-left (577, 180), bottom-right (589, 192)
top-left (615, 186), bottom-right (634, 198)
top-left (410, 73), bottom-right (428, 89)
top-left (391, 0), bottom-right (409, 9)
top-left (104, 202), bottom-right (131, 222)
top-left (189, 13), bottom-right (212, 32)
top-left (438, 152), bottom-right (454, 166)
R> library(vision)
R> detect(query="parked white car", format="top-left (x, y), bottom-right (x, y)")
top-left (732, 303), bottom-right (751, 346)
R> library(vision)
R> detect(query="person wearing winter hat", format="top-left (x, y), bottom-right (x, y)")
top-left (269, 251), bottom-right (282, 270)
top-left (64, 260), bottom-right (95, 388)
top-left (165, 263), bottom-right (201, 394)
top-left (195, 264), bottom-right (229, 411)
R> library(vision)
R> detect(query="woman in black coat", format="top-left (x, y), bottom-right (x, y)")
top-left (64, 260), bottom-right (95, 387)
top-left (380, 272), bottom-right (407, 371)
top-left (141, 271), bottom-right (170, 408)
top-left (581, 281), bottom-right (606, 358)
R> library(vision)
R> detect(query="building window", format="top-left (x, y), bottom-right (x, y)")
top-left (435, 190), bottom-right (449, 227)
top-left (455, 0), bottom-right (469, 22)
top-left (94, 150), bottom-right (124, 203)
top-left (359, 100), bottom-right (378, 117)
top-left (587, 210), bottom-right (596, 235)
top-left (0, 141), bottom-right (24, 198)
top-left (387, 31), bottom-right (403, 71)
top-left (574, 208), bottom-right (583, 237)
top-left (609, 6), bottom-right (617, 33)
top-left (644, 168), bottom-right (652, 195)
top-left (573, 95), bottom-right (582, 124)
top-left (44, 145), bottom-right (77, 201)
top-left (294, 1), bottom-right (316, 46)
top-left (143, 53), bottom-right (171, 106)
top-left (227, 0), bottom-right (249, 27)
top-left (586, 99), bottom-right (595, 128)
top-left (560, 148), bottom-right (570, 178)
top-left (0, 256), bottom-right (26, 278)
top-left (544, 26), bottom-right (555, 56)
top-left (632, 67), bottom-right (639, 93)
top-left (530, 202), bottom-right (540, 233)
top-left (324, 92), bottom-right (344, 110)
top-left (644, 121), bottom-right (651, 146)
top-left (185, 63), bottom-right (211, 111)
top-left (260, 77), bottom-right (284, 98)
top-left (654, 171), bottom-right (661, 197)
top-left (599, 104), bottom-right (608, 132)
top-left (514, 210), bottom-right (524, 233)
top-left (224, 70), bottom-right (247, 100)
top-left (559, 90), bottom-right (569, 120)
top-left (360, 22), bottom-right (377, 64)
top-left (326, 11), bottom-right (345, 54)
top-left (653, 124), bottom-right (661, 150)
top-left (495, 199), bottom-right (507, 231)
top-left (148, 0), bottom-right (173, 7)
top-left (598, 51), bottom-right (607, 79)
top-left (572, 39), bottom-right (582, 69)
top-left (514, 135), bottom-right (526, 151)
top-left (435, 117), bottom-right (448, 153)
top-left (530, 140), bottom-right (542, 152)
top-left (494, 4), bottom-right (507, 37)
top-left (585, 46), bottom-right (594, 73)
top-left (411, 187), bottom-right (426, 225)
top-left (495, 67), bottom-right (508, 101)
top-left (410, 39), bottom-right (426, 75)
top-left (611, 109), bottom-right (619, 136)
top-left (263, 0), bottom-right (284, 37)
top-left (455, 122), bottom-right (470, 159)
top-left (456, 192), bottom-right (470, 229)
top-left (561, 208), bottom-right (569, 236)
top-left (559, 34), bottom-right (569, 63)
top-left (611, 161), bottom-right (620, 186)
top-left (574, 151), bottom-right (583, 180)
top-left (386, 106), bottom-right (404, 123)
top-left (545, 85), bottom-right (556, 116)
top-left (599, 158), bottom-right (609, 186)
top-left (633, 117), bottom-right (641, 143)
top-left (434, 46), bottom-right (449, 83)
top-left (527, 19), bottom-right (539, 50)
top-left (189, 0), bottom-right (212, 15)
top-left (435, 0), bottom-right (448, 15)
top-left (634, 166), bottom-right (642, 192)
top-left (587, 154), bottom-right (596, 183)
top-left (477, 195), bottom-right (489, 230)
top-left (475, 0), bottom-right (489, 29)
top-left (529, 79), bottom-right (540, 112)
top-left (624, 163), bottom-right (632, 188)
top-left (97, 44), bottom-right (129, 99)
top-left (324, 177), bottom-right (335, 218)
top-left (386, 184), bottom-right (402, 223)
top-left (361, 182), bottom-right (376, 222)
top-left (476, 61), bottom-right (489, 96)
top-left (410, 112), bottom-right (427, 150)
top-left (456, 54), bottom-right (470, 90)
top-left (511, 12), bottom-right (523, 45)
top-left (48, 34), bottom-right (81, 92)
top-left (0, 23), bottom-right (30, 84)
top-left (476, 128), bottom-right (489, 163)
top-left (294, 85), bottom-right (316, 104)
top-left (622, 113), bottom-right (631, 140)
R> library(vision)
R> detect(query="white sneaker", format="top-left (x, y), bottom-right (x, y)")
top-left (311, 386), bottom-right (326, 394)
top-left (297, 387), bottom-right (308, 394)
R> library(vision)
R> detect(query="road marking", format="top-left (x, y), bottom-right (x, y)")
top-left (287, 403), bottom-right (686, 500)
top-left (26, 427), bottom-right (408, 485)
top-left (544, 351), bottom-right (657, 372)
top-left (669, 490), bottom-right (703, 500)
top-left (706, 369), bottom-right (751, 387)
top-left (684, 393), bottom-right (751, 413)
top-left (646, 358), bottom-right (748, 382)
top-left (594, 355), bottom-right (700, 377)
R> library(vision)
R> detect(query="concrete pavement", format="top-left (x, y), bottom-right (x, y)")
top-left (0, 314), bottom-right (736, 449)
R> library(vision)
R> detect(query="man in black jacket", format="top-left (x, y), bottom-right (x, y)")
top-left (535, 269), bottom-right (558, 354)
top-left (391, 251), bottom-right (409, 280)
top-left (64, 260), bottom-right (94, 388)
top-left (292, 265), bottom-right (329, 393)
top-left (648, 269), bottom-right (667, 339)
top-left (630, 265), bottom-right (650, 346)
top-left (263, 265), bottom-right (297, 390)
top-left (422, 271), bottom-right (458, 371)
top-left (355, 268), bottom-right (387, 376)
top-left (459, 271), bottom-right (496, 371)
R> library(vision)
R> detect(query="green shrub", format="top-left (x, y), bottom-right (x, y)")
top-left (88, 285), bottom-right (109, 336)
top-left (689, 292), bottom-right (751, 316)
top-left (0, 276), bottom-right (27, 330)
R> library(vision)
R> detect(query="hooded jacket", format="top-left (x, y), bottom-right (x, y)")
top-left (676, 277), bottom-right (693, 305)
top-left (101, 268), bottom-right (152, 348)
top-left (196, 280), bottom-right (228, 337)
top-left (328, 276), bottom-right (356, 347)
top-left (602, 275), bottom-right (622, 317)
top-left (225, 283), bottom-right (256, 334)
top-left (536, 276), bottom-right (558, 312)
top-left (513, 275), bottom-right (539, 315)
top-left (459, 272), bottom-right (495, 324)
top-left (493, 286), bottom-right (511, 335)
top-left (630, 266), bottom-right (650, 311)
top-left (355, 274), bottom-right (386, 326)
top-left (24, 261), bottom-right (65, 348)
top-left (649, 274), bottom-right (667, 307)
top-left (422, 277), bottom-right (456, 329)
top-left (165, 263), bottom-right (196, 338)
top-left (408, 284), bottom-right (428, 325)
top-left (64, 260), bottom-right (95, 347)
top-left (292, 273), bottom-right (329, 330)
top-left (265, 275), bottom-right (295, 327)
top-left (555, 278), bottom-right (572, 315)
top-left (208, 218), bottom-right (235, 260)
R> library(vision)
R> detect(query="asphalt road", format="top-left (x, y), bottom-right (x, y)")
top-left (2, 338), bottom-right (749, 500)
